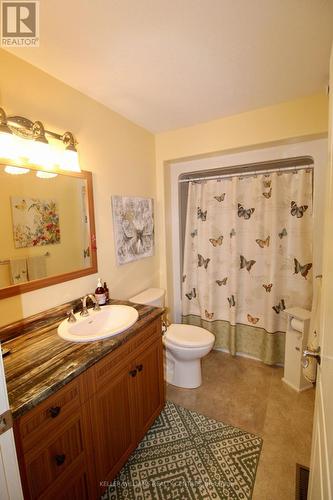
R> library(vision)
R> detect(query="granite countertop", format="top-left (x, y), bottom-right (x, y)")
top-left (2, 299), bottom-right (164, 419)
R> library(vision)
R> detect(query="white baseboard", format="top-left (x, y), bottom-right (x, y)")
top-left (281, 377), bottom-right (313, 392)
top-left (212, 347), bottom-right (284, 367)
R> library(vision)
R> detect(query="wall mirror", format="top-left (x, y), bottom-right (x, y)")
top-left (0, 164), bottom-right (97, 299)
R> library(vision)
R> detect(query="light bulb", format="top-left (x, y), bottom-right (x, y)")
top-left (4, 165), bottom-right (30, 175)
top-left (36, 171), bottom-right (58, 179)
top-left (28, 140), bottom-right (53, 169)
top-left (0, 130), bottom-right (21, 162)
top-left (61, 148), bottom-right (81, 172)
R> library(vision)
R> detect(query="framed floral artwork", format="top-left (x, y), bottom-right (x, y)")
top-left (111, 196), bottom-right (154, 264)
top-left (11, 197), bottom-right (60, 248)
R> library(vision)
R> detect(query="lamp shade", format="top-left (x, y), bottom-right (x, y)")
top-left (0, 129), bottom-right (20, 162)
top-left (61, 148), bottom-right (81, 172)
top-left (27, 140), bottom-right (54, 169)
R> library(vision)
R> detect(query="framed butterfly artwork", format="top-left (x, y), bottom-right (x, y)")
top-left (111, 196), bottom-right (154, 265)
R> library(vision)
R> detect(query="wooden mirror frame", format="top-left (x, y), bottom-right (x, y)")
top-left (0, 167), bottom-right (97, 299)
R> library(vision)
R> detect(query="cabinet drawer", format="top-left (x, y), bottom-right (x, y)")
top-left (93, 319), bottom-right (161, 392)
top-left (93, 341), bottom-right (131, 392)
top-left (25, 415), bottom-right (85, 499)
top-left (19, 378), bottom-right (82, 453)
top-left (129, 319), bottom-right (161, 353)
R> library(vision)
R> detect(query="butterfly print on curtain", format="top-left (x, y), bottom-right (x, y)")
top-left (278, 228), bottom-right (287, 239)
top-left (185, 288), bottom-right (196, 300)
top-left (256, 236), bottom-right (270, 248)
top-left (205, 310), bottom-right (214, 320)
top-left (209, 235), bottom-right (223, 246)
top-left (272, 299), bottom-right (286, 314)
top-left (262, 188), bottom-right (272, 199)
top-left (197, 254), bottom-right (210, 269)
top-left (290, 201), bottom-right (308, 218)
top-left (227, 295), bottom-right (236, 307)
top-left (197, 207), bottom-right (207, 221)
top-left (240, 255), bottom-right (256, 272)
top-left (238, 203), bottom-right (255, 219)
top-left (247, 314), bottom-right (259, 324)
top-left (294, 258), bottom-right (312, 279)
top-left (214, 194), bottom-right (226, 202)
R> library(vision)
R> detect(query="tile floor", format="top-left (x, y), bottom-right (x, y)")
top-left (166, 350), bottom-right (315, 500)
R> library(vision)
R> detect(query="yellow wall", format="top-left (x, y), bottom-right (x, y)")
top-left (0, 49), bottom-right (158, 326)
top-left (155, 93), bottom-right (329, 311)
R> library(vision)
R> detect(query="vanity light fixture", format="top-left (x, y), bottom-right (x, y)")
top-left (0, 107), bottom-right (81, 172)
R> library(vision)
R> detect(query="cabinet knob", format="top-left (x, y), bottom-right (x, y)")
top-left (136, 364), bottom-right (143, 372)
top-left (48, 406), bottom-right (61, 418)
top-left (54, 454), bottom-right (66, 466)
top-left (129, 369), bottom-right (137, 377)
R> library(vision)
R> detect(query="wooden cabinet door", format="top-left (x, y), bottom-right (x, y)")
top-left (24, 415), bottom-right (86, 500)
top-left (134, 339), bottom-right (165, 439)
top-left (55, 472), bottom-right (89, 500)
top-left (91, 365), bottom-right (135, 486)
top-left (43, 466), bottom-right (90, 500)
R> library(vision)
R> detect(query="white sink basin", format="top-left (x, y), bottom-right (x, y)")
top-left (57, 305), bottom-right (139, 342)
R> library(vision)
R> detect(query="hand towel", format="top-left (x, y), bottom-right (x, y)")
top-left (303, 277), bottom-right (321, 383)
top-left (27, 255), bottom-right (47, 281)
top-left (10, 258), bottom-right (28, 284)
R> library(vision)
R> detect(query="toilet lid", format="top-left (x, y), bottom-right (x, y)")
top-left (165, 324), bottom-right (215, 347)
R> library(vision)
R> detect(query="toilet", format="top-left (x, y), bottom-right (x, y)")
top-left (129, 288), bottom-right (215, 389)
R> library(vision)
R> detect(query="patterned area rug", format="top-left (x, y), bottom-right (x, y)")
top-left (102, 401), bottom-right (262, 499)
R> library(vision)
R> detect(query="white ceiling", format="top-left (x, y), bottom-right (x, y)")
top-left (6, 0), bottom-right (333, 132)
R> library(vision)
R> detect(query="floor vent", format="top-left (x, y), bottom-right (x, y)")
top-left (296, 463), bottom-right (310, 500)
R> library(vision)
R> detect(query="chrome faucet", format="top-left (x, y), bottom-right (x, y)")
top-left (80, 294), bottom-right (101, 316)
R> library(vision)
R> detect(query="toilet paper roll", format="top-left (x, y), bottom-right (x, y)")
top-left (290, 318), bottom-right (304, 333)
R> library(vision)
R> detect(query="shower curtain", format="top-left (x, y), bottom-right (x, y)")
top-left (182, 169), bottom-right (313, 364)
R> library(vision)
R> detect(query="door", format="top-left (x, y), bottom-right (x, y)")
top-left (134, 339), bottom-right (165, 438)
top-left (91, 365), bottom-right (135, 485)
top-left (0, 347), bottom-right (23, 500)
top-left (308, 48), bottom-right (333, 499)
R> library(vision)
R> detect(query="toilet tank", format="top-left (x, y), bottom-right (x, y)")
top-left (129, 288), bottom-right (165, 307)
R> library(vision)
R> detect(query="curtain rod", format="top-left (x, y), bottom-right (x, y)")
top-left (178, 164), bottom-right (313, 183)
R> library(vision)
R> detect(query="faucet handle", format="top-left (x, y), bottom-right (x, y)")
top-left (80, 297), bottom-right (89, 316)
top-left (93, 296), bottom-right (101, 311)
top-left (67, 309), bottom-right (77, 323)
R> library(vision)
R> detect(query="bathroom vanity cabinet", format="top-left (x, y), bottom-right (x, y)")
top-left (9, 315), bottom-right (164, 499)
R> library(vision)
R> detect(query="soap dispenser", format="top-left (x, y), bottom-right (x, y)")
top-left (95, 278), bottom-right (106, 305)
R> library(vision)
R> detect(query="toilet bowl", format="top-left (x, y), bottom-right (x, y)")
top-left (129, 288), bottom-right (215, 389)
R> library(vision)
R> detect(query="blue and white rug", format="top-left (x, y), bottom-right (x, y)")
top-left (102, 400), bottom-right (262, 499)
